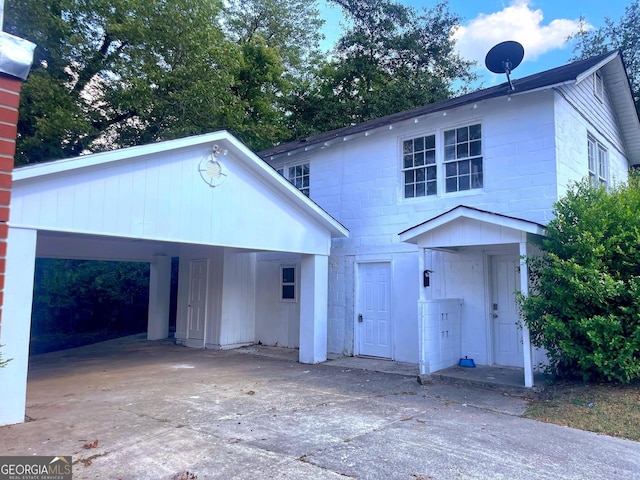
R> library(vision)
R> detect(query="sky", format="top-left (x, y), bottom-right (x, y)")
top-left (318, 0), bottom-right (631, 87)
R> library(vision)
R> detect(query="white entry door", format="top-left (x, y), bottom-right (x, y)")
top-left (357, 263), bottom-right (392, 358)
top-left (491, 255), bottom-right (523, 367)
top-left (187, 259), bottom-right (208, 343)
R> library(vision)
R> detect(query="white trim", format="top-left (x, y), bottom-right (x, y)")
top-left (280, 264), bottom-right (297, 302)
top-left (399, 206), bottom-right (546, 244)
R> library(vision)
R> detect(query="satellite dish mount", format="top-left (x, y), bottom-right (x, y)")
top-left (484, 41), bottom-right (525, 92)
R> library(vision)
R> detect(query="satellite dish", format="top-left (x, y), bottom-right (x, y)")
top-left (485, 41), bottom-right (524, 91)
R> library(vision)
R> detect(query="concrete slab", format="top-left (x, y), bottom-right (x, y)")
top-left (1, 336), bottom-right (638, 480)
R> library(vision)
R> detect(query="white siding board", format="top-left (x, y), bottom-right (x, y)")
top-left (12, 145), bottom-right (335, 255)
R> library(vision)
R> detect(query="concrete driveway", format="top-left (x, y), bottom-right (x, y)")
top-left (1, 335), bottom-right (638, 480)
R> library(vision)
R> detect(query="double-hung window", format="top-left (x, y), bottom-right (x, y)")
top-left (402, 122), bottom-right (483, 199)
top-left (444, 124), bottom-right (483, 193)
top-left (402, 134), bottom-right (437, 198)
top-left (277, 163), bottom-right (310, 196)
top-left (281, 266), bottom-right (296, 301)
top-left (588, 134), bottom-right (608, 188)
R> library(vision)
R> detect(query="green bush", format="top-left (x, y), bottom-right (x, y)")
top-left (519, 177), bottom-right (640, 383)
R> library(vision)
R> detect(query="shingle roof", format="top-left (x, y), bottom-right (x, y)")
top-left (259, 50), bottom-right (638, 161)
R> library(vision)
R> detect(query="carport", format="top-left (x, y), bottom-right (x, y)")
top-left (1, 131), bottom-right (348, 426)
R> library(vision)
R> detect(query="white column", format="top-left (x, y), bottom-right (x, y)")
top-left (299, 254), bottom-right (328, 364)
top-left (147, 255), bottom-right (171, 340)
top-left (519, 240), bottom-right (534, 388)
top-left (0, 227), bottom-right (37, 426)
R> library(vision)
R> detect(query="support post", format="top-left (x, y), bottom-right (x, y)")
top-left (0, 226), bottom-right (37, 425)
top-left (299, 254), bottom-right (328, 364)
top-left (147, 255), bottom-right (171, 340)
top-left (519, 240), bottom-right (534, 387)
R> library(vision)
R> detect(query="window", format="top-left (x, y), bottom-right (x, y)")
top-left (281, 266), bottom-right (296, 301)
top-left (588, 135), bottom-right (608, 188)
top-left (402, 123), bottom-right (483, 199)
top-left (594, 71), bottom-right (604, 101)
top-left (277, 163), bottom-right (310, 196)
top-left (444, 124), bottom-right (483, 193)
top-left (402, 134), bottom-right (437, 198)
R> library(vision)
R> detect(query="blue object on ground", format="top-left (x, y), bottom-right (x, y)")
top-left (458, 356), bottom-right (476, 368)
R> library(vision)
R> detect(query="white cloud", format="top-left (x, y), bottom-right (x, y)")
top-left (452, 0), bottom-right (589, 67)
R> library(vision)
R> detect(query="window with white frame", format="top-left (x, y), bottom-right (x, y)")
top-left (402, 123), bottom-right (483, 198)
top-left (402, 134), bottom-right (437, 198)
top-left (277, 163), bottom-right (310, 196)
top-left (588, 134), bottom-right (608, 188)
top-left (281, 266), bottom-right (296, 301)
top-left (594, 71), bottom-right (604, 101)
top-left (444, 124), bottom-right (483, 193)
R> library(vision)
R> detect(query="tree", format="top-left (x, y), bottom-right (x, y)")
top-left (223, 0), bottom-right (326, 150)
top-left (5, 0), bottom-right (239, 164)
top-left (571, 1), bottom-right (640, 115)
top-left (286, 0), bottom-right (476, 139)
top-left (5, 0), bottom-right (327, 162)
top-left (518, 178), bottom-right (640, 383)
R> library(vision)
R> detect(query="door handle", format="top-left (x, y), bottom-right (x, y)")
top-left (493, 313), bottom-right (498, 318)
top-left (358, 314), bottom-right (363, 323)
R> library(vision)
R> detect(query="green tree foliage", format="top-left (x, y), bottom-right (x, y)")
top-left (5, 0), bottom-right (326, 162)
top-left (31, 259), bottom-right (150, 353)
top-left (286, 0), bottom-right (476, 139)
top-left (519, 179), bottom-right (640, 383)
top-left (223, 0), bottom-right (326, 150)
top-left (571, 0), bottom-right (640, 115)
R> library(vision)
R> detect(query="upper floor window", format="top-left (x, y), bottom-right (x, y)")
top-left (402, 134), bottom-right (437, 198)
top-left (444, 124), bottom-right (483, 193)
top-left (594, 71), bottom-right (604, 101)
top-left (277, 162), bottom-right (310, 196)
top-left (402, 123), bottom-right (483, 199)
top-left (588, 134), bottom-right (608, 188)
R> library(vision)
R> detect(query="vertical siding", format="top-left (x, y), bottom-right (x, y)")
top-left (255, 252), bottom-right (301, 348)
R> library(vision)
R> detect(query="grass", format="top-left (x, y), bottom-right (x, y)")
top-left (524, 380), bottom-right (640, 441)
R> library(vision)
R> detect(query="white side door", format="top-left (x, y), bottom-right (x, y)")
top-left (187, 259), bottom-right (208, 344)
top-left (357, 262), bottom-right (392, 358)
top-left (491, 255), bottom-right (523, 367)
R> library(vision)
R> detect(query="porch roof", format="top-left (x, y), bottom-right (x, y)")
top-left (398, 205), bottom-right (547, 249)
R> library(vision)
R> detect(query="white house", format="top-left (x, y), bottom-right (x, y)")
top-left (258, 50), bottom-right (640, 386)
top-left (2, 50), bottom-right (639, 426)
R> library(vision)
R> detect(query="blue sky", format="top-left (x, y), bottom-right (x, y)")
top-left (319, 0), bottom-right (631, 87)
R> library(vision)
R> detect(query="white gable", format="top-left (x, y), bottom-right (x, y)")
top-left (11, 131), bottom-right (347, 256)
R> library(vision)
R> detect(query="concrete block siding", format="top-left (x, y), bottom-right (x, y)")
top-left (265, 79), bottom-right (632, 364)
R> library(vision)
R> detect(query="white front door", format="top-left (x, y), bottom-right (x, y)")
top-left (357, 262), bottom-right (392, 358)
top-left (187, 259), bottom-right (208, 343)
top-left (491, 255), bottom-right (523, 367)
